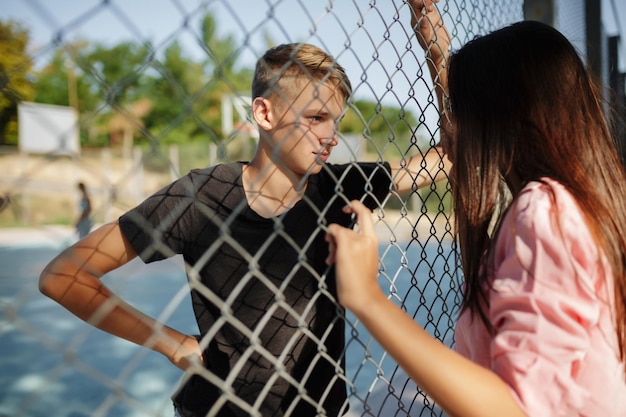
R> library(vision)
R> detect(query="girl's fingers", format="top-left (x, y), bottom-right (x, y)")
top-left (326, 200), bottom-right (377, 265)
top-left (346, 200), bottom-right (376, 237)
top-left (325, 232), bottom-right (337, 265)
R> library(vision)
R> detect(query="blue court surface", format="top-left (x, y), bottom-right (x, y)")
top-left (0, 231), bottom-right (455, 417)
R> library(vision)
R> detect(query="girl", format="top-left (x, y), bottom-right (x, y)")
top-left (326, 1), bottom-right (626, 416)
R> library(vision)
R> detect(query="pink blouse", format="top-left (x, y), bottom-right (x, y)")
top-left (454, 179), bottom-right (626, 416)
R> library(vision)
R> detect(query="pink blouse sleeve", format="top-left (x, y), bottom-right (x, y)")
top-left (489, 181), bottom-right (603, 416)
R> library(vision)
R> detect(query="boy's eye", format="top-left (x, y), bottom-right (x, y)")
top-left (309, 115), bottom-right (323, 123)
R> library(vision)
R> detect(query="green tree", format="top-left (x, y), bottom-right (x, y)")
top-left (34, 39), bottom-right (151, 147)
top-left (34, 40), bottom-right (95, 111)
top-left (0, 20), bottom-right (35, 145)
top-left (342, 99), bottom-right (421, 158)
top-left (142, 12), bottom-right (255, 149)
top-left (34, 50), bottom-right (71, 106)
top-left (81, 41), bottom-right (152, 147)
top-left (200, 13), bottom-right (240, 85)
top-left (84, 41), bottom-right (151, 108)
top-left (198, 13), bottom-right (255, 140)
top-left (142, 40), bottom-right (214, 145)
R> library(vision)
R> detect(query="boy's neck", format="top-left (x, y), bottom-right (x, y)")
top-left (242, 159), bottom-right (307, 218)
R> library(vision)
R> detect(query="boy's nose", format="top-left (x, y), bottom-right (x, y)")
top-left (323, 134), bottom-right (339, 147)
top-left (320, 123), bottom-right (339, 147)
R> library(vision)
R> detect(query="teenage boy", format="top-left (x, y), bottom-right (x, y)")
top-left (40, 41), bottom-right (449, 417)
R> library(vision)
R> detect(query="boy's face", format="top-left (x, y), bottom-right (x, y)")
top-left (267, 80), bottom-right (344, 177)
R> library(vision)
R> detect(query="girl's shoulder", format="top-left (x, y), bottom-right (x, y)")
top-left (514, 178), bottom-right (579, 220)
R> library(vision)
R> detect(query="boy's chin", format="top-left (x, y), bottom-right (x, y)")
top-left (311, 161), bottom-right (325, 171)
top-left (300, 162), bottom-right (324, 178)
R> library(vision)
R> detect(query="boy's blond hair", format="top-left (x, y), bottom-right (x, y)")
top-left (252, 43), bottom-right (352, 105)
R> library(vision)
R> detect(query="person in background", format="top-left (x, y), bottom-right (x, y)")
top-left (39, 37), bottom-right (450, 416)
top-left (325, 0), bottom-right (626, 416)
top-left (75, 182), bottom-right (92, 239)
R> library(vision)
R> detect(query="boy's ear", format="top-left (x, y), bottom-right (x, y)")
top-left (252, 97), bottom-right (274, 130)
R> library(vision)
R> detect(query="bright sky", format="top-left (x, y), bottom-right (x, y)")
top-left (3, 0), bottom-right (458, 134)
top-left (3, 0), bottom-right (626, 112)
top-left (2, 2), bottom-right (404, 109)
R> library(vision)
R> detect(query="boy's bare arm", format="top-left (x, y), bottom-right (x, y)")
top-left (39, 222), bottom-right (201, 371)
top-left (389, 146), bottom-right (451, 193)
top-left (388, 0), bottom-right (452, 194)
top-left (410, 0), bottom-right (450, 123)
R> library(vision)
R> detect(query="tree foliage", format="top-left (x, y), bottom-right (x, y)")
top-left (19, 10), bottom-right (421, 156)
top-left (343, 99), bottom-right (420, 158)
top-left (34, 40), bottom-right (96, 111)
top-left (143, 40), bottom-right (216, 145)
top-left (84, 41), bottom-right (152, 107)
top-left (0, 20), bottom-right (35, 145)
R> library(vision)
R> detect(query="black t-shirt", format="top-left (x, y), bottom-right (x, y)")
top-left (119, 161), bottom-right (392, 417)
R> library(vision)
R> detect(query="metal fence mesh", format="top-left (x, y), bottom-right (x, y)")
top-left (1, 1), bottom-right (523, 416)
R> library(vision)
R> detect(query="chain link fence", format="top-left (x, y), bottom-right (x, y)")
top-left (1, 1), bottom-right (524, 416)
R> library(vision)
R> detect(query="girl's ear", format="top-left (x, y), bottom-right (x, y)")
top-left (252, 97), bottom-right (274, 130)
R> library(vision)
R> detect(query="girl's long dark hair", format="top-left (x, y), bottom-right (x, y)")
top-left (448, 20), bottom-right (626, 369)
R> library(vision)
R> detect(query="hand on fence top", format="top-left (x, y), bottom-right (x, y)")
top-left (407, 0), bottom-right (451, 66)
top-left (406, 0), bottom-right (451, 153)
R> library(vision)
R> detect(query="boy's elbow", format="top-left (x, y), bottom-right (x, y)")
top-left (39, 258), bottom-right (69, 300)
top-left (39, 267), bottom-right (57, 298)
